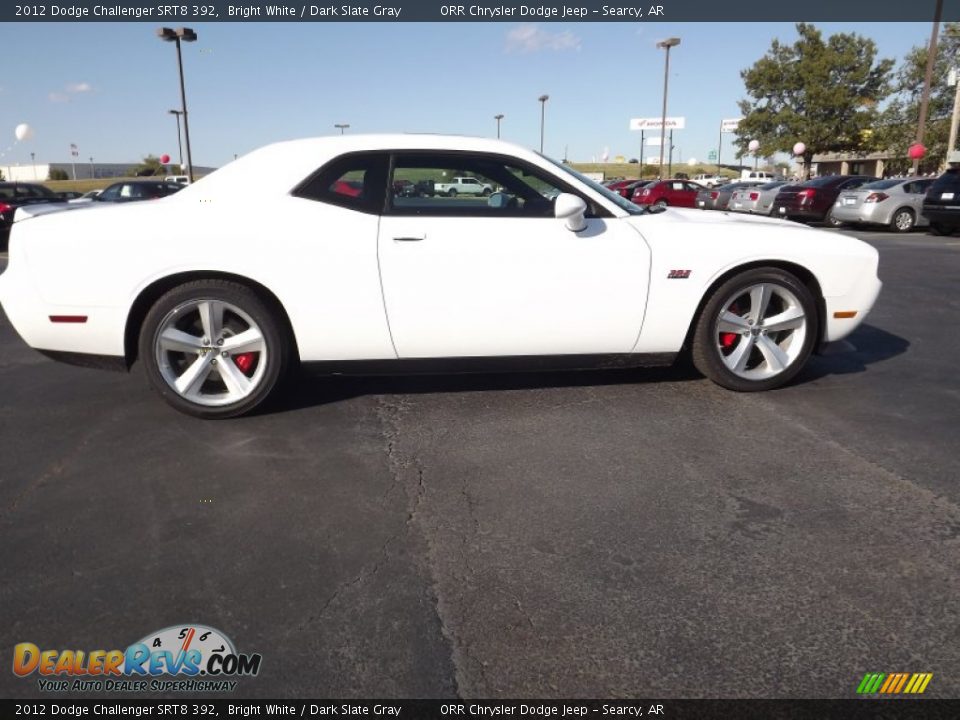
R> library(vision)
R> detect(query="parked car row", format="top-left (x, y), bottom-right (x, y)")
top-left (686, 172), bottom-right (941, 234)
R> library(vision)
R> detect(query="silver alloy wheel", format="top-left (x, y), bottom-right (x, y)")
top-left (893, 209), bottom-right (914, 231)
top-left (154, 298), bottom-right (268, 407)
top-left (714, 282), bottom-right (808, 381)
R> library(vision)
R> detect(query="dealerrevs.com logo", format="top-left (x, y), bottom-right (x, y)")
top-left (13, 624), bottom-right (262, 693)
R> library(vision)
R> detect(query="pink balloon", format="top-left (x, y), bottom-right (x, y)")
top-left (160, 154), bottom-right (171, 164)
top-left (907, 143), bottom-right (926, 160)
top-left (793, 142), bottom-right (806, 156)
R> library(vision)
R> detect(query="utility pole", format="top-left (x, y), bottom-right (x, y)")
top-left (914, 0), bottom-right (944, 174)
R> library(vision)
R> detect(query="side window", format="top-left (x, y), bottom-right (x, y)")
top-left (911, 179), bottom-right (932, 194)
top-left (294, 152), bottom-right (389, 214)
top-left (670, 182), bottom-right (684, 191)
top-left (388, 152), bottom-right (573, 218)
top-left (99, 184), bottom-right (121, 201)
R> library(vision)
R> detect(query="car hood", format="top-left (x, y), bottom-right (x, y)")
top-left (628, 206), bottom-right (812, 231)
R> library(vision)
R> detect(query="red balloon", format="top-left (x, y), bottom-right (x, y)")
top-left (160, 153), bottom-right (171, 164)
top-left (907, 143), bottom-right (926, 160)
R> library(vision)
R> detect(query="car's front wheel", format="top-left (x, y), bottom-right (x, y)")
top-left (653, 199), bottom-right (668, 210)
top-left (139, 280), bottom-right (290, 418)
top-left (691, 267), bottom-right (818, 392)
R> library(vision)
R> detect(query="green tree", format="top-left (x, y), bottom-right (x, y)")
top-left (48, 168), bottom-right (69, 181)
top-left (131, 155), bottom-right (165, 177)
top-left (875, 23), bottom-right (960, 174)
top-left (735, 23), bottom-right (894, 177)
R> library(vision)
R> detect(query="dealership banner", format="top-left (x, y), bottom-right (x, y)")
top-left (2, 699), bottom-right (960, 718)
top-left (3, 0), bottom-right (958, 22)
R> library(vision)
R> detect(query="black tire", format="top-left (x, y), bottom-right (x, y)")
top-left (447, 189), bottom-right (457, 197)
top-left (890, 208), bottom-right (915, 233)
top-left (929, 222), bottom-right (952, 236)
top-left (138, 279), bottom-right (290, 419)
top-left (825, 213), bottom-right (845, 228)
top-left (653, 199), bottom-right (668, 210)
top-left (482, 188), bottom-right (492, 197)
top-left (691, 267), bottom-right (819, 392)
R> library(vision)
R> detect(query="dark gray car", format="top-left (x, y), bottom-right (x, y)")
top-left (695, 182), bottom-right (761, 211)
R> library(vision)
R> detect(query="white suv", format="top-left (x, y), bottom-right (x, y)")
top-left (692, 174), bottom-right (727, 188)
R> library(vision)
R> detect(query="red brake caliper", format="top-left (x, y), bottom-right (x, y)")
top-left (234, 353), bottom-right (255, 374)
top-left (720, 302), bottom-right (740, 349)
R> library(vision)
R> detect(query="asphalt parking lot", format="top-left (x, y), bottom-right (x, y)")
top-left (1, 227), bottom-right (958, 699)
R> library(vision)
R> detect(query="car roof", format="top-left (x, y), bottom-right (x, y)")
top-left (172, 134), bottom-right (578, 202)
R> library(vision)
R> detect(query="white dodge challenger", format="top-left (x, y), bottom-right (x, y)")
top-left (0, 135), bottom-right (881, 418)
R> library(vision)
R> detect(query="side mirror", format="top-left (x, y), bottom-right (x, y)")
top-left (554, 193), bottom-right (587, 232)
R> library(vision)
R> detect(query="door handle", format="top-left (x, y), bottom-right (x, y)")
top-left (393, 235), bottom-right (425, 242)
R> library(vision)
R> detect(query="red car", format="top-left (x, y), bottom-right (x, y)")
top-left (632, 179), bottom-right (705, 208)
top-left (605, 179), bottom-right (635, 198)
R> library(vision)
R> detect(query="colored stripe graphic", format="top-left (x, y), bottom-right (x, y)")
top-left (857, 672), bottom-right (932, 694)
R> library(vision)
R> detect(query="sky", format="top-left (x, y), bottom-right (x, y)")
top-left (0, 21), bottom-right (937, 169)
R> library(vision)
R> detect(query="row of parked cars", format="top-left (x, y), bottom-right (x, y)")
top-left (605, 170), bottom-right (959, 235)
top-left (0, 179), bottom-right (184, 250)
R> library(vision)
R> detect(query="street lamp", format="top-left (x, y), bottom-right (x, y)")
top-left (157, 27), bottom-right (197, 182)
top-left (168, 109), bottom-right (184, 172)
top-left (494, 113), bottom-right (504, 139)
top-left (334, 123), bottom-right (350, 135)
top-left (656, 37), bottom-right (681, 175)
top-left (538, 95), bottom-right (549, 153)
top-left (30, 152), bottom-right (36, 180)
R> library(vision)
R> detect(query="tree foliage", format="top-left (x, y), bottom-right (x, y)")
top-left (735, 23), bottom-right (894, 175)
top-left (876, 23), bottom-right (960, 174)
top-left (131, 155), bottom-right (165, 177)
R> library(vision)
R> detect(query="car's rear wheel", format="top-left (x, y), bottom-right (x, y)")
top-left (891, 208), bottom-right (915, 233)
top-left (691, 267), bottom-right (818, 392)
top-left (139, 280), bottom-right (289, 418)
top-left (825, 212), bottom-right (845, 228)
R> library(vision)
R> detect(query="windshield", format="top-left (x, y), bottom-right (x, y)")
top-left (539, 154), bottom-right (646, 215)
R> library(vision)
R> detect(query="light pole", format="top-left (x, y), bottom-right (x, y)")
top-left (334, 123), bottom-right (350, 135)
top-left (157, 27), bottom-right (197, 182)
top-left (30, 152), bottom-right (36, 180)
top-left (168, 109), bottom-right (184, 172)
top-left (656, 37), bottom-right (681, 174)
top-left (538, 95), bottom-right (549, 153)
top-left (494, 113), bottom-right (504, 139)
top-left (89, 157), bottom-right (94, 179)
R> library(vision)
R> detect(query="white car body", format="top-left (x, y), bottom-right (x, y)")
top-left (0, 135), bottom-right (880, 404)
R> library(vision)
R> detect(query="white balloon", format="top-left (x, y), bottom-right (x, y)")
top-left (748, 139), bottom-right (760, 152)
top-left (15, 123), bottom-right (34, 141)
top-left (793, 142), bottom-right (806, 156)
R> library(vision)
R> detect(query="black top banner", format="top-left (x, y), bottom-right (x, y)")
top-left (3, 699), bottom-right (960, 719)
top-left (3, 0), bottom-right (959, 23)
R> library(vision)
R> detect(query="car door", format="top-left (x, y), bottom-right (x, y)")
top-left (377, 151), bottom-right (650, 358)
top-left (905, 179), bottom-right (933, 221)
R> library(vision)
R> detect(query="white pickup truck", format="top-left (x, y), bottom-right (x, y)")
top-left (433, 176), bottom-right (494, 197)
top-left (692, 174), bottom-right (728, 188)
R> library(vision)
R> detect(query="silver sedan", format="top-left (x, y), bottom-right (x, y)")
top-left (728, 181), bottom-right (790, 215)
top-left (830, 177), bottom-right (934, 232)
